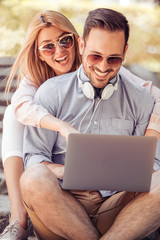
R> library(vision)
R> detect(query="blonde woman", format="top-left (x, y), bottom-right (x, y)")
top-left (1, 9), bottom-right (160, 240)
top-left (1, 10), bottom-right (81, 240)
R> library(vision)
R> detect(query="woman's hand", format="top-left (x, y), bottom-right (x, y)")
top-left (40, 114), bottom-right (79, 142)
top-left (59, 121), bottom-right (79, 142)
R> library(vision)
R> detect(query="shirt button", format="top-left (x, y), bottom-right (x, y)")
top-left (94, 120), bottom-right (97, 125)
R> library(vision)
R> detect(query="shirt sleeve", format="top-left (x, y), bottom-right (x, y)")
top-left (147, 85), bottom-right (160, 132)
top-left (120, 66), bottom-right (160, 133)
top-left (133, 88), bottom-right (154, 136)
top-left (23, 81), bottom-right (58, 169)
top-left (11, 78), bottom-right (49, 127)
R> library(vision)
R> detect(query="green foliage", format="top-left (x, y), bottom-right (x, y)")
top-left (0, 0), bottom-right (160, 72)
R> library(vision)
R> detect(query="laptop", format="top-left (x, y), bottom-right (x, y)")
top-left (62, 134), bottom-right (157, 192)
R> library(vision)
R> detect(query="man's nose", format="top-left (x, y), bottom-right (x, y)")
top-left (98, 59), bottom-right (109, 72)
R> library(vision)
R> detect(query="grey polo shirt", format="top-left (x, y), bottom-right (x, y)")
top-left (23, 65), bottom-right (157, 196)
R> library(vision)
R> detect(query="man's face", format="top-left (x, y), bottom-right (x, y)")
top-left (79, 28), bottom-right (128, 88)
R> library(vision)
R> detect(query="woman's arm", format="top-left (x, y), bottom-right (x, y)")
top-left (145, 129), bottom-right (160, 140)
top-left (120, 66), bottom-right (160, 139)
top-left (40, 114), bottom-right (78, 139)
top-left (11, 78), bottom-right (78, 140)
top-left (11, 78), bottom-right (48, 127)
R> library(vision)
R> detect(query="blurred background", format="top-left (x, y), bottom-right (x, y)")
top-left (0, 0), bottom-right (160, 72)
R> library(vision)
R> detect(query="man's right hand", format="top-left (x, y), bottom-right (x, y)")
top-left (41, 162), bottom-right (64, 180)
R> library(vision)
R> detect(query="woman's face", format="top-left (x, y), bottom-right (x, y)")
top-left (38, 26), bottom-right (75, 76)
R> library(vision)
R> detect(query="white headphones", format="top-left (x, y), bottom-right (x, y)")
top-left (77, 67), bottom-right (119, 100)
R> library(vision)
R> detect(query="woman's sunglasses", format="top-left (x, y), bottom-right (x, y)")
top-left (38, 33), bottom-right (74, 56)
top-left (86, 54), bottom-right (123, 67)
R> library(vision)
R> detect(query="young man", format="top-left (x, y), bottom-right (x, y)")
top-left (21, 8), bottom-right (160, 240)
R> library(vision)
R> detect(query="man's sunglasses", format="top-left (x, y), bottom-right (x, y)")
top-left (38, 33), bottom-right (74, 56)
top-left (86, 54), bottom-right (123, 67)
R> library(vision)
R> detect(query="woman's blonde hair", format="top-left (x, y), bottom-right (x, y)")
top-left (6, 10), bottom-right (81, 93)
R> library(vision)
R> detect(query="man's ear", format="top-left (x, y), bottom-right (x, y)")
top-left (123, 43), bottom-right (128, 58)
top-left (78, 37), bottom-right (84, 55)
top-left (122, 43), bottom-right (128, 63)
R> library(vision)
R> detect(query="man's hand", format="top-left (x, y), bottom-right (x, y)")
top-left (41, 162), bottom-right (64, 180)
top-left (48, 164), bottom-right (65, 180)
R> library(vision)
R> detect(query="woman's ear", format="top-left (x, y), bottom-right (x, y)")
top-left (78, 37), bottom-right (84, 55)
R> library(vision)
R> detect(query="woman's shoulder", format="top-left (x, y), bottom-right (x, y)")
top-left (19, 77), bottom-right (38, 89)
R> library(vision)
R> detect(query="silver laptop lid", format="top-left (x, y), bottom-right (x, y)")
top-left (62, 134), bottom-right (157, 192)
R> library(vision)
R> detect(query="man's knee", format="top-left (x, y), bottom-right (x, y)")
top-left (20, 163), bottom-right (59, 200)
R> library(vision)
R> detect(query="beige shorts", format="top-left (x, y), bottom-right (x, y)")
top-left (24, 190), bottom-right (136, 240)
